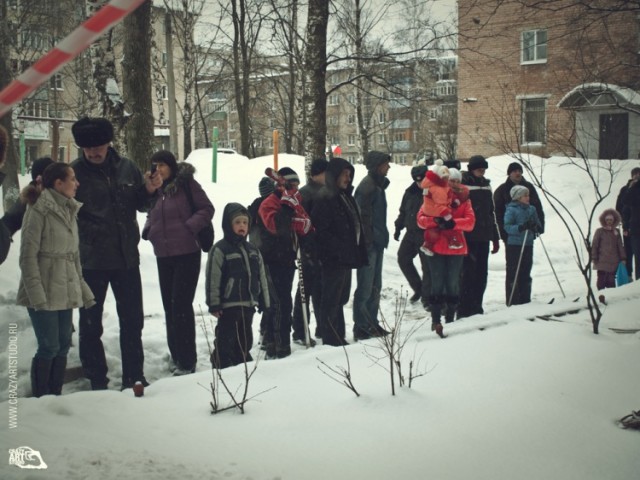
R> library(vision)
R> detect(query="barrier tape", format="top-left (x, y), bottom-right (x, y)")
top-left (0, 0), bottom-right (146, 119)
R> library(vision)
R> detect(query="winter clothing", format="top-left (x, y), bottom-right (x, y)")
top-left (592, 209), bottom-right (625, 290)
top-left (449, 168), bottom-right (462, 182)
top-left (258, 176), bottom-right (276, 198)
top-left (71, 145), bottom-right (151, 390)
top-left (0, 126), bottom-right (8, 264)
top-left (353, 152), bottom-right (390, 338)
top-left (617, 178), bottom-right (635, 277)
top-left (206, 203), bottom-right (270, 368)
top-left (394, 180), bottom-right (431, 304)
top-left (278, 166), bottom-right (300, 185)
top-left (503, 200), bottom-right (542, 305)
top-left (507, 162), bottom-right (523, 175)
top-left (468, 155), bottom-right (488, 171)
top-left (510, 185), bottom-right (529, 201)
top-left (622, 177), bottom-right (640, 280)
top-left (71, 117), bottom-right (114, 148)
top-left (458, 169), bottom-right (501, 318)
top-left (310, 158), bottom-right (329, 176)
top-left (494, 175), bottom-right (545, 243)
top-left (311, 158), bottom-right (367, 345)
top-left (411, 165), bottom-right (429, 182)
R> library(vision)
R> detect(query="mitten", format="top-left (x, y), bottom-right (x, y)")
top-left (393, 229), bottom-right (401, 241)
top-left (280, 190), bottom-right (301, 209)
top-left (491, 239), bottom-right (500, 254)
top-left (292, 216), bottom-right (312, 235)
top-left (440, 218), bottom-right (455, 230)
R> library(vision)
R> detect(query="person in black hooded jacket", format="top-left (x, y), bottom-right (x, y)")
top-left (311, 157), bottom-right (367, 346)
top-left (205, 203), bottom-right (269, 368)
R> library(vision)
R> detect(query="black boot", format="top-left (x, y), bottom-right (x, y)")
top-left (31, 357), bottom-right (53, 398)
top-left (429, 297), bottom-right (446, 338)
top-left (445, 296), bottom-right (459, 323)
top-left (49, 356), bottom-right (67, 395)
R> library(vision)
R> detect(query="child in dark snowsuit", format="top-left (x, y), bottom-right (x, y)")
top-left (591, 208), bottom-right (626, 290)
top-left (205, 203), bottom-right (270, 368)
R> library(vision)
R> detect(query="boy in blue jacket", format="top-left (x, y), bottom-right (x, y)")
top-left (503, 185), bottom-right (542, 306)
top-left (206, 203), bottom-right (270, 368)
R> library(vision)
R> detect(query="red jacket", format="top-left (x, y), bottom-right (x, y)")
top-left (417, 185), bottom-right (475, 255)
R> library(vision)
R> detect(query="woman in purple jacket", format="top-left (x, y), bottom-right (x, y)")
top-left (143, 151), bottom-right (214, 375)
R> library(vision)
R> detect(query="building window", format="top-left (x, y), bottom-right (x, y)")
top-left (49, 74), bottom-right (63, 90)
top-left (378, 134), bottom-right (385, 145)
top-left (394, 132), bottom-right (405, 142)
top-left (329, 116), bottom-right (338, 126)
top-left (521, 29), bottom-right (547, 64)
top-left (157, 85), bottom-right (168, 100)
top-left (328, 94), bottom-right (340, 106)
top-left (348, 134), bottom-right (355, 146)
top-left (378, 112), bottom-right (386, 124)
top-left (162, 52), bottom-right (167, 67)
top-left (347, 114), bottom-right (355, 125)
top-left (521, 98), bottom-right (546, 144)
top-left (429, 108), bottom-right (438, 121)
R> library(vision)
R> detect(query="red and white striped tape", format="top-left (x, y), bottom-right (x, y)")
top-left (0, 0), bottom-right (146, 119)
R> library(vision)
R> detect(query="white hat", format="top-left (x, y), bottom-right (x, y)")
top-left (510, 185), bottom-right (529, 200)
top-left (431, 159), bottom-right (450, 179)
top-left (448, 168), bottom-right (462, 181)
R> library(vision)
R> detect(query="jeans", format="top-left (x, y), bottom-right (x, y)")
top-left (353, 245), bottom-right (384, 333)
top-left (425, 254), bottom-right (464, 299)
top-left (157, 252), bottom-right (201, 371)
top-left (79, 267), bottom-right (145, 386)
top-left (397, 232), bottom-right (430, 302)
top-left (29, 308), bottom-right (73, 359)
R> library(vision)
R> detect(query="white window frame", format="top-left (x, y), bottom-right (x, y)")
top-left (378, 133), bottom-right (385, 145)
top-left (50, 73), bottom-right (63, 91)
top-left (378, 112), bottom-right (386, 124)
top-left (348, 134), bottom-right (356, 146)
top-left (328, 94), bottom-right (340, 106)
top-left (521, 29), bottom-right (547, 64)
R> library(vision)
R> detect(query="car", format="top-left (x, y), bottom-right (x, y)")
top-left (217, 148), bottom-right (237, 155)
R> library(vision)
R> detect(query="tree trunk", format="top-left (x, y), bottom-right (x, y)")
top-left (303, 0), bottom-right (329, 164)
top-left (122, 0), bottom-right (154, 169)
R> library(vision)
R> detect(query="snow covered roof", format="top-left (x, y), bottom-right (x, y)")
top-left (557, 83), bottom-right (640, 110)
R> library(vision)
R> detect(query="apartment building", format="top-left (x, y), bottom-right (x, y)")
top-left (457, 0), bottom-right (640, 160)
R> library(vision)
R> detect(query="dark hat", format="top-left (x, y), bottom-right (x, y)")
top-left (72, 117), bottom-right (114, 148)
top-left (468, 155), bottom-right (488, 171)
top-left (507, 162), bottom-right (523, 175)
top-left (365, 151), bottom-right (391, 171)
top-left (150, 150), bottom-right (178, 177)
top-left (277, 167), bottom-right (300, 184)
top-left (258, 176), bottom-right (275, 197)
top-left (310, 158), bottom-right (329, 177)
top-left (31, 157), bottom-right (55, 181)
top-left (411, 165), bottom-right (428, 182)
top-left (443, 159), bottom-right (461, 170)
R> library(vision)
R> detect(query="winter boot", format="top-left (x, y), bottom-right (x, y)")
top-left (48, 356), bottom-right (67, 395)
top-left (445, 296), bottom-right (459, 323)
top-left (429, 298), bottom-right (446, 338)
top-left (31, 357), bottom-right (53, 398)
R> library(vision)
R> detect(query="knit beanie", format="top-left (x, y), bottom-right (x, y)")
top-left (31, 157), bottom-right (55, 182)
top-left (310, 158), bottom-right (329, 176)
top-left (411, 165), bottom-right (429, 182)
top-left (258, 176), bottom-right (275, 197)
top-left (468, 155), bottom-right (488, 171)
top-left (364, 151), bottom-right (391, 171)
top-left (431, 159), bottom-right (450, 179)
top-left (448, 168), bottom-right (462, 181)
top-left (507, 162), bottom-right (523, 175)
top-left (277, 167), bottom-right (300, 184)
top-left (443, 159), bottom-right (461, 170)
top-left (510, 185), bottom-right (529, 200)
top-left (72, 117), bottom-right (114, 148)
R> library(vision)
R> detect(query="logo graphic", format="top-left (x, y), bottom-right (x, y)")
top-left (8, 446), bottom-right (48, 469)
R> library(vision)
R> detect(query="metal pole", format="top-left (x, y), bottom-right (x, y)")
top-left (211, 127), bottom-right (218, 183)
top-left (538, 234), bottom-right (566, 298)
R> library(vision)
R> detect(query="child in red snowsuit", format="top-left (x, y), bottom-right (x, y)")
top-left (420, 160), bottom-right (463, 255)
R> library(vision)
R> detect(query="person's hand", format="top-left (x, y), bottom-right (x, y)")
top-left (393, 229), bottom-right (401, 241)
top-left (280, 190), bottom-right (301, 209)
top-left (144, 170), bottom-right (163, 193)
top-left (292, 216), bottom-right (312, 235)
top-left (439, 218), bottom-right (455, 230)
top-left (623, 229), bottom-right (629, 237)
top-left (491, 239), bottom-right (500, 254)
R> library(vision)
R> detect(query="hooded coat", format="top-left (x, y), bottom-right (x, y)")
top-left (205, 203), bottom-right (269, 313)
top-left (592, 209), bottom-right (626, 273)
top-left (143, 162), bottom-right (214, 258)
top-left (17, 187), bottom-right (95, 310)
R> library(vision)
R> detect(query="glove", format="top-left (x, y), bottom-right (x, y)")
top-left (439, 218), bottom-right (455, 230)
top-left (393, 229), bottom-right (401, 241)
top-left (280, 190), bottom-right (302, 209)
top-left (491, 239), bottom-right (500, 254)
top-left (434, 217), bottom-right (445, 226)
top-left (292, 216), bottom-right (312, 235)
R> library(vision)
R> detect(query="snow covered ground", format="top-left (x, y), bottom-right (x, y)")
top-left (1, 151), bottom-right (639, 480)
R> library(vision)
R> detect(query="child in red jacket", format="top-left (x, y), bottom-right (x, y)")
top-left (420, 160), bottom-right (463, 255)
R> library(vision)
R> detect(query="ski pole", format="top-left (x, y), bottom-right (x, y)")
top-left (294, 236), bottom-right (312, 348)
top-left (537, 235), bottom-right (566, 298)
top-left (508, 229), bottom-right (529, 307)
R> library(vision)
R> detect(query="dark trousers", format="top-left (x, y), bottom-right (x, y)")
top-left (79, 267), bottom-right (145, 387)
top-left (596, 270), bottom-right (616, 290)
top-left (292, 259), bottom-right (323, 339)
top-left (630, 234), bottom-right (640, 281)
top-left (212, 306), bottom-right (254, 369)
top-left (397, 232), bottom-right (430, 303)
top-left (157, 251), bottom-right (201, 372)
top-left (458, 240), bottom-right (490, 318)
top-left (622, 233), bottom-right (634, 278)
top-left (320, 265), bottom-right (351, 345)
top-left (353, 245), bottom-right (383, 333)
top-left (426, 254), bottom-right (463, 322)
top-left (263, 264), bottom-right (295, 350)
top-left (505, 244), bottom-right (534, 306)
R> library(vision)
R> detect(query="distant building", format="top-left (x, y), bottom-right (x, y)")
top-left (457, 0), bottom-right (640, 160)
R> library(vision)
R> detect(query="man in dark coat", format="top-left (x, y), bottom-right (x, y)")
top-left (311, 157), bottom-right (367, 346)
top-left (617, 167), bottom-right (640, 278)
top-left (70, 117), bottom-right (162, 390)
top-left (353, 151), bottom-right (392, 340)
top-left (623, 169), bottom-right (640, 280)
top-left (292, 158), bottom-right (328, 344)
top-left (393, 164), bottom-right (430, 308)
top-left (458, 155), bottom-right (501, 319)
top-left (0, 125), bottom-right (11, 265)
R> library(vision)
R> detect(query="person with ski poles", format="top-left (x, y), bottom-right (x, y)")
top-left (417, 168), bottom-right (475, 338)
top-left (503, 185), bottom-right (542, 306)
top-left (258, 167), bottom-right (312, 359)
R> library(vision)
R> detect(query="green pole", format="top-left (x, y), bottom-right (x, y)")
top-left (19, 132), bottom-right (26, 176)
top-left (212, 127), bottom-right (218, 183)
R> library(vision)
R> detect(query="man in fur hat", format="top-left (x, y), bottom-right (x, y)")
top-left (70, 117), bottom-right (162, 390)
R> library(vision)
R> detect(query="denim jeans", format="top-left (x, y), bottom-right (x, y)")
top-left (28, 308), bottom-right (73, 359)
top-left (353, 245), bottom-right (384, 332)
